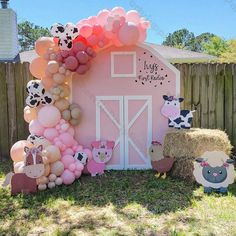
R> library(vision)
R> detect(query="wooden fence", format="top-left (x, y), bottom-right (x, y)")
top-left (0, 62), bottom-right (235, 159)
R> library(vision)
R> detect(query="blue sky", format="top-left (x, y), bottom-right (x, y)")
top-left (10, 0), bottom-right (236, 44)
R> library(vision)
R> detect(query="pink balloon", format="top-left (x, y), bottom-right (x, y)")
top-left (59, 133), bottom-right (74, 147)
top-left (73, 42), bottom-right (86, 53)
top-left (61, 169), bottom-right (75, 185)
top-left (111, 7), bottom-right (126, 17)
top-left (29, 119), bottom-right (45, 136)
top-left (87, 35), bottom-right (98, 46)
top-left (38, 105), bottom-right (61, 128)
top-left (69, 163), bottom-right (76, 172)
top-left (138, 28), bottom-right (147, 43)
top-left (63, 148), bottom-right (74, 156)
top-left (76, 51), bottom-right (89, 64)
top-left (118, 22), bottom-right (140, 45)
top-left (126, 10), bottom-right (140, 24)
top-left (75, 161), bottom-right (84, 171)
top-left (65, 56), bottom-right (78, 71)
top-left (44, 128), bottom-right (59, 141)
top-left (79, 24), bottom-right (93, 38)
top-left (74, 170), bottom-right (82, 178)
top-left (93, 24), bottom-right (103, 35)
top-left (68, 127), bottom-right (75, 136)
top-left (76, 65), bottom-right (88, 75)
top-left (88, 16), bottom-right (98, 25)
top-left (97, 9), bottom-right (110, 26)
top-left (61, 155), bottom-right (75, 169)
top-left (61, 50), bottom-right (69, 58)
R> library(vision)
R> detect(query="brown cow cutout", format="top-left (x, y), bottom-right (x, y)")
top-left (2, 145), bottom-right (44, 195)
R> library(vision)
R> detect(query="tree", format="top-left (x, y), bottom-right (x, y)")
top-left (192, 32), bottom-right (216, 52)
top-left (18, 21), bottom-right (51, 52)
top-left (219, 39), bottom-right (236, 63)
top-left (202, 36), bottom-right (228, 57)
top-left (162, 28), bottom-right (195, 50)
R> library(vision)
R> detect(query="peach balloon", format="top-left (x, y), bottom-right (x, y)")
top-left (10, 140), bottom-right (33, 162)
top-left (24, 106), bottom-right (37, 123)
top-left (47, 61), bottom-right (59, 74)
top-left (37, 176), bottom-right (49, 185)
top-left (35, 37), bottom-right (55, 56)
top-left (53, 73), bottom-right (66, 84)
top-left (41, 76), bottom-right (54, 90)
top-left (29, 57), bottom-right (48, 79)
top-left (44, 164), bottom-right (50, 176)
top-left (50, 161), bottom-right (64, 176)
top-left (45, 145), bottom-right (61, 163)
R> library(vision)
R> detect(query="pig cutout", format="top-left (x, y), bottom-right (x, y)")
top-left (87, 140), bottom-right (115, 176)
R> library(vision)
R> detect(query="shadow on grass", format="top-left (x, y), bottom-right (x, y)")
top-left (1, 159), bottom-right (236, 235)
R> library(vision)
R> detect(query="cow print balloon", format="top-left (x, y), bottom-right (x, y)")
top-left (50, 23), bottom-right (79, 51)
top-left (26, 80), bottom-right (54, 108)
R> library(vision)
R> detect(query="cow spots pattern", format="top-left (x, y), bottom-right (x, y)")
top-left (26, 80), bottom-right (54, 108)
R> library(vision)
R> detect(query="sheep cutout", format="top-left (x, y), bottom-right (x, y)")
top-left (193, 151), bottom-right (235, 193)
top-left (148, 141), bottom-right (174, 179)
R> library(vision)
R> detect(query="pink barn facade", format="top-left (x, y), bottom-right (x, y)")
top-left (71, 43), bottom-right (180, 170)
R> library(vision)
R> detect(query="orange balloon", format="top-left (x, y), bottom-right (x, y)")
top-left (24, 106), bottom-right (38, 123)
top-left (30, 57), bottom-right (48, 79)
top-left (41, 76), bottom-right (55, 90)
top-left (10, 140), bottom-right (33, 162)
top-left (35, 37), bottom-right (55, 56)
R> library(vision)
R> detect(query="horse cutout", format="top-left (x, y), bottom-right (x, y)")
top-left (2, 145), bottom-right (45, 195)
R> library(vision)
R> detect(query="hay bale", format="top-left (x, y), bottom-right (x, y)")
top-left (163, 128), bottom-right (233, 181)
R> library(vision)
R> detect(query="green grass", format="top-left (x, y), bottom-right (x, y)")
top-left (1, 161), bottom-right (236, 236)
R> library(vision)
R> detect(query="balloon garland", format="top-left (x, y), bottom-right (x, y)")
top-left (10, 7), bottom-right (150, 191)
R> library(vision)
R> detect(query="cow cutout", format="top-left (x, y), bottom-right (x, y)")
top-left (2, 145), bottom-right (45, 195)
top-left (161, 95), bottom-right (194, 129)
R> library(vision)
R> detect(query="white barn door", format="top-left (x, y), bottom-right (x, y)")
top-left (96, 96), bottom-right (152, 169)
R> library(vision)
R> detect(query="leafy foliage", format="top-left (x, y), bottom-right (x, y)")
top-left (162, 28), bottom-right (195, 50)
top-left (219, 39), bottom-right (236, 63)
top-left (193, 32), bottom-right (217, 52)
top-left (18, 21), bottom-right (50, 52)
top-left (202, 36), bottom-right (228, 57)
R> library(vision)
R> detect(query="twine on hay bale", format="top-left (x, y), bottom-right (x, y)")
top-left (163, 128), bottom-right (233, 181)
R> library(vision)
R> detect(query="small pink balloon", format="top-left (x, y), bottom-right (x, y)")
top-left (76, 64), bottom-right (88, 75)
top-left (84, 148), bottom-right (93, 160)
top-left (61, 155), bottom-right (75, 169)
top-left (88, 16), bottom-right (98, 25)
top-left (126, 10), bottom-right (140, 24)
top-left (74, 170), bottom-right (82, 178)
top-left (97, 9), bottom-right (110, 26)
top-left (111, 7), bottom-right (126, 17)
top-left (69, 163), bottom-right (76, 172)
top-left (63, 148), bottom-right (74, 156)
top-left (29, 119), bottom-right (45, 136)
top-left (87, 35), bottom-right (98, 46)
top-left (138, 28), bottom-right (147, 43)
top-left (76, 51), bottom-right (89, 64)
top-left (86, 47), bottom-right (94, 56)
top-left (61, 50), bottom-right (69, 57)
top-left (59, 133), bottom-right (74, 147)
top-left (44, 128), bottom-right (59, 141)
top-left (38, 105), bottom-right (61, 128)
top-left (118, 22), bottom-right (140, 45)
top-left (61, 169), bottom-right (75, 185)
top-left (79, 24), bottom-right (93, 38)
top-left (67, 127), bottom-right (75, 136)
top-left (75, 145), bottom-right (83, 152)
top-left (73, 42), bottom-right (86, 53)
top-left (93, 24), bottom-right (103, 35)
top-left (65, 56), bottom-right (78, 71)
top-left (75, 161), bottom-right (84, 171)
